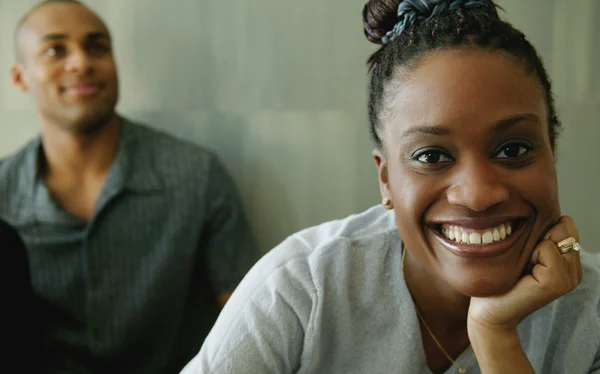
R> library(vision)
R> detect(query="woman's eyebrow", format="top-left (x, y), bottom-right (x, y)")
top-left (400, 113), bottom-right (541, 140)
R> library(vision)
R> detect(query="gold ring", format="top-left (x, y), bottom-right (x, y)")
top-left (557, 237), bottom-right (581, 255)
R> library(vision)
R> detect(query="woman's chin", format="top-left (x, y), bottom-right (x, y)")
top-left (447, 270), bottom-right (521, 298)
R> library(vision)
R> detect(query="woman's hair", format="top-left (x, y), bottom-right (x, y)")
top-left (362, 0), bottom-right (560, 151)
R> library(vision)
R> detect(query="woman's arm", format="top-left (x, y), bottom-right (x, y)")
top-left (468, 325), bottom-right (534, 374)
top-left (591, 350), bottom-right (600, 373)
top-left (468, 216), bottom-right (583, 373)
top-left (181, 258), bottom-right (314, 374)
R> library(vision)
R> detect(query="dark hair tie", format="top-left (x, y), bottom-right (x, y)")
top-left (381, 0), bottom-right (493, 44)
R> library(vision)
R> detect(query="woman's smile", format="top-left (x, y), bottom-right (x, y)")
top-left (429, 217), bottom-right (530, 258)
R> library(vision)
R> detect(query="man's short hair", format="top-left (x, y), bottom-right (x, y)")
top-left (14, 0), bottom-right (85, 61)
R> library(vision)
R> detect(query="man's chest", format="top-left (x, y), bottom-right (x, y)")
top-left (13, 194), bottom-right (204, 315)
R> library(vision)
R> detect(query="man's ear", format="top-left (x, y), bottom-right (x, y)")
top-left (11, 64), bottom-right (29, 92)
top-left (373, 148), bottom-right (393, 208)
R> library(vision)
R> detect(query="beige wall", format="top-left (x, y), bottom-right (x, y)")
top-left (0, 0), bottom-right (598, 253)
top-left (499, 1), bottom-right (600, 253)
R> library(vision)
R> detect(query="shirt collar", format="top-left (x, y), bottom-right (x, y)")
top-left (103, 117), bottom-right (163, 193)
top-left (15, 116), bottom-right (163, 224)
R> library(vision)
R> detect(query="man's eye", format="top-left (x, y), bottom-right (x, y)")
top-left (494, 143), bottom-right (532, 159)
top-left (44, 45), bottom-right (65, 57)
top-left (414, 150), bottom-right (453, 164)
top-left (88, 43), bottom-right (110, 55)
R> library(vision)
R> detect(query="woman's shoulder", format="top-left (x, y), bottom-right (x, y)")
top-left (195, 206), bottom-right (410, 372)
top-left (252, 204), bottom-right (399, 280)
top-left (520, 250), bottom-right (600, 370)
top-left (579, 249), bottom-right (600, 303)
top-left (222, 205), bottom-right (401, 316)
top-left (292, 204), bottom-right (398, 247)
top-left (536, 249), bottom-right (600, 317)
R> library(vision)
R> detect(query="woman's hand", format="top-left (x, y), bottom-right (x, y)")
top-left (466, 216), bottom-right (583, 373)
top-left (467, 215), bottom-right (583, 332)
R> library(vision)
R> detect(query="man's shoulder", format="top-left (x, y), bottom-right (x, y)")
top-left (0, 140), bottom-right (37, 174)
top-left (0, 139), bottom-right (39, 219)
top-left (124, 119), bottom-right (220, 182)
top-left (126, 119), bottom-right (214, 161)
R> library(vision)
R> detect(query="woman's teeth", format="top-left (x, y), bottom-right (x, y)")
top-left (441, 223), bottom-right (513, 245)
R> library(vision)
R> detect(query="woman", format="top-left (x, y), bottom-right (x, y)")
top-left (181, 0), bottom-right (600, 373)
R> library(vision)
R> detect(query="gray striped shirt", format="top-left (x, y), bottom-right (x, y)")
top-left (0, 118), bottom-right (259, 373)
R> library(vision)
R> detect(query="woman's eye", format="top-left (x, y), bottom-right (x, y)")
top-left (414, 150), bottom-right (453, 164)
top-left (494, 143), bottom-right (531, 159)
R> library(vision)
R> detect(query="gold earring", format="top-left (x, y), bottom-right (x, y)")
top-left (382, 198), bottom-right (393, 209)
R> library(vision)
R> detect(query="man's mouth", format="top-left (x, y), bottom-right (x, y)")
top-left (62, 83), bottom-right (103, 97)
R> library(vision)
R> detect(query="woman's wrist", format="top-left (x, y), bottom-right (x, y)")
top-left (467, 321), bottom-right (534, 374)
top-left (468, 321), bottom-right (521, 349)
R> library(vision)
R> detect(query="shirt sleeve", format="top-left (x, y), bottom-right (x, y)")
top-left (591, 347), bottom-right (600, 373)
top-left (590, 260), bottom-right (600, 373)
top-left (200, 155), bottom-right (261, 295)
top-left (592, 306), bottom-right (600, 373)
top-left (180, 253), bottom-right (314, 374)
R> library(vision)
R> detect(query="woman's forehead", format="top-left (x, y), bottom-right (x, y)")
top-left (380, 49), bottom-right (547, 135)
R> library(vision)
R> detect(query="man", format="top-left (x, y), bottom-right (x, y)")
top-left (0, 0), bottom-right (259, 372)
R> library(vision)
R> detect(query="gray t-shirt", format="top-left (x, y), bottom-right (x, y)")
top-left (0, 118), bottom-right (259, 373)
top-left (181, 205), bottom-right (600, 374)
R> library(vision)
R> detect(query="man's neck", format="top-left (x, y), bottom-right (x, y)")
top-left (40, 114), bottom-right (122, 181)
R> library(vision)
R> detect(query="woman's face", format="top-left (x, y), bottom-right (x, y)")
top-left (375, 49), bottom-right (560, 297)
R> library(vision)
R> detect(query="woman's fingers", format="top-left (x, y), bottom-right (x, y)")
top-left (536, 215), bottom-right (582, 290)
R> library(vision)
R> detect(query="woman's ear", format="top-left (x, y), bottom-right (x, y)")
top-left (373, 148), bottom-right (393, 209)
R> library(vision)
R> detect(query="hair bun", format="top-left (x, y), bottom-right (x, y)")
top-left (362, 0), bottom-right (403, 44)
top-left (363, 0), bottom-right (496, 44)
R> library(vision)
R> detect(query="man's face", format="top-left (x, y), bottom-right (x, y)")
top-left (12, 2), bottom-right (119, 134)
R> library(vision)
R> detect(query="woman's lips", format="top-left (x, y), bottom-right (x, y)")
top-left (429, 218), bottom-right (528, 258)
top-left (441, 222), bottom-right (513, 245)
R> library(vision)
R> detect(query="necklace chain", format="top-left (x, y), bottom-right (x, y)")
top-left (401, 249), bottom-right (471, 373)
